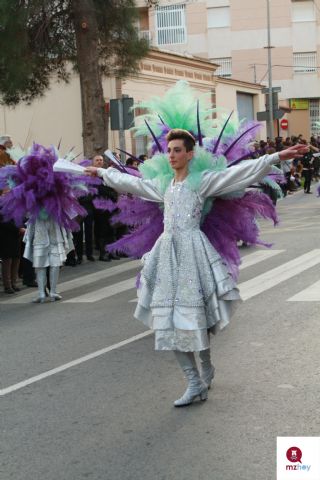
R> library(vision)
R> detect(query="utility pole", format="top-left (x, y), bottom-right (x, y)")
top-left (251, 64), bottom-right (257, 83)
top-left (118, 97), bottom-right (126, 163)
top-left (266, 0), bottom-right (274, 139)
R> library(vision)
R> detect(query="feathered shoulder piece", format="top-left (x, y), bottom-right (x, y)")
top-left (187, 147), bottom-right (227, 191)
top-left (95, 81), bottom-right (281, 279)
top-left (139, 153), bottom-right (174, 194)
top-left (138, 147), bottom-right (227, 194)
top-left (0, 143), bottom-right (96, 230)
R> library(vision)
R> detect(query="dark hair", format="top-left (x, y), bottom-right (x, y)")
top-left (125, 157), bottom-right (136, 166)
top-left (166, 129), bottom-right (196, 152)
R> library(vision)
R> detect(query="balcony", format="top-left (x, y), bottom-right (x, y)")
top-left (139, 30), bottom-right (153, 45)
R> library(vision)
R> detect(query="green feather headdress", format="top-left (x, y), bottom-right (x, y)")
top-left (133, 80), bottom-right (218, 139)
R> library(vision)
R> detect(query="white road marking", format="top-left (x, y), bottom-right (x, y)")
top-left (69, 250), bottom-right (284, 304)
top-left (262, 224), bottom-right (320, 234)
top-left (238, 249), bottom-right (320, 301)
top-left (0, 260), bottom-right (140, 304)
top-left (287, 279), bottom-right (320, 302)
top-left (63, 277), bottom-right (136, 303)
top-left (128, 249), bottom-right (285, 303)
top-left (0, 330), bottom-right (153, 397)
top-left (239, 249), bottom-right (284, 270)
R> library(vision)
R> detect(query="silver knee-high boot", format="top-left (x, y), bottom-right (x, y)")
top-left (199, 348), bottom-right (215, 389)
top-left (33, 268), bottom-right (47, 303)
top-left (49, 266), bottom-right (62, 301)
top-left (174, 351), bottom-right (208, 407)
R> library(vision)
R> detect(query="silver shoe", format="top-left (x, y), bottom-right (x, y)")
top-left (33, 268), bottom-right (47, 304)
top-left (199, 348), bottom-right (215, 389)
top-left (49, 293), bottom-right (62, 302)
top-left (32, 296), bottom-right (46, 304)
top-left (49, 267), bottom-right (61, 302)
top-left (174, 367), bottom-right (208, 407)
top-left (201, 365), bottom-right (215, 389)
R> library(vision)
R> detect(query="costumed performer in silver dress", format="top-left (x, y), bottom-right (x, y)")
top-left (24, 215), bottom-right (73, 303)
top-left (0, 143), bottom-right (94, 304)
top-left (86, 129), bottom-right (307, 407)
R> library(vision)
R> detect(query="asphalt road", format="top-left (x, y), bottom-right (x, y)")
top-left (1, 187), bottom-right (320, 480)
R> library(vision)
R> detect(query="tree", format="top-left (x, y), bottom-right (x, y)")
top-left (0, 0), bottom-right (149, 156)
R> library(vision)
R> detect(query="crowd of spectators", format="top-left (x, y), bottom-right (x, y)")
top-left (250, 134), bottom-right (320, 195)
top-left (1, 131), bottom-right (319, 294)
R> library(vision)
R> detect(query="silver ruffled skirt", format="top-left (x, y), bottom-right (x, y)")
top-left (134, 229), bottom-right (240, 352)
top-left (23, 219), bottom-right (73, 268)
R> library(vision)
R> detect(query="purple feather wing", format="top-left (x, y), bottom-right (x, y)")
top-left (107, 195), bottom-right (164, 258)
top-left (93, 198), bottom-right (118, 212)
top-left (201, 191), bottom-right (278, 280)
top-left (206, 121), bottom-right (262, 166)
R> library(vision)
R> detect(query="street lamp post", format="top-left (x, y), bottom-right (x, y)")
top-left (266, 0), bottom-right (274, 139)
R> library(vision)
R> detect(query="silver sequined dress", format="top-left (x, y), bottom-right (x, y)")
top-left (98, 153), bottom-right (279, 352)
top-left (23, 217), bottom-right (74, 268)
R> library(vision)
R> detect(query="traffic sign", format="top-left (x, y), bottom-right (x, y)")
top-left (257, 109), bottom-right (285, 121)
top-left (110, 97), bottom-right (134, 131)
top-left (280, 118), bottom-right (288, 130)
top-left (262, 86), bottom-right (281, 94)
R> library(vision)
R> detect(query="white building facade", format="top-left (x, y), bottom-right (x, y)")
top-left (137, 0), bottom-right (320, 138)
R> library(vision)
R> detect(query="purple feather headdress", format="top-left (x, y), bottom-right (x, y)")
top-left (0, 143), bottom-right (97, 230)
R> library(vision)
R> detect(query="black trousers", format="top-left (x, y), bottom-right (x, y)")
top-left (73, 214), bottom-right (94, 259)
top-left (94, 211), bottom-right (115, 257)
top-left (302, 169), bottom-right (312, 192)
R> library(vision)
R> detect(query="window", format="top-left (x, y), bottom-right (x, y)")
top-left (237, 93), bottom-right (254, 121)
top-left (310, 99), bottom-right (320, 135)
top-left (293, 52), bottom-right (317, 72)
top-left (155, 4), bottom-right (186, 45)
top-left (207, 7), bottom-right (230, 28)
top-left (212, 57), bottom-right (232, 77)
top-left (292, 1), bottom-right (315, 22)
top-left (135, 135), bottom-right (148, 157)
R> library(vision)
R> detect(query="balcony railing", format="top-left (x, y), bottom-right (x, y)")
top-left (139, 30), bottom-right (152, 44)
top-left (212, 57), bottom-right (232, 77)
top-left (293, 52), bottom-right (317, 73)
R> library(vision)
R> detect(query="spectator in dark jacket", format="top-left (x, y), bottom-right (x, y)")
top-left (0, 213), bottom-right (23, 294)
top-left (301, 145), bottom-right (314, 194)
top-left (92, 155), bottom-right (119, 261)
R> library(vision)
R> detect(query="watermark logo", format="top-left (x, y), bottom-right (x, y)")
top-left (285, 445), bottom-right (310, 472)
top-left (277, 437), bottom-right (320, 478)
top-left (286, 446), bottom-right (302, 464)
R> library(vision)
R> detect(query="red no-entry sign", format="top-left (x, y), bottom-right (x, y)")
top-left (280, 119), bottom-right (288, 130)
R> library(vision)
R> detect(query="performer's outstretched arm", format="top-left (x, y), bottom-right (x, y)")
top-left (86, 167), bottom-right (163, 202)
top-left (200, 145), bottom-right (308, 198)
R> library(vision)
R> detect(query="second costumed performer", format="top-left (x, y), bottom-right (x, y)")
top-left (0, 144), bottom-right (97, 303)
top-left (86, 84), bottom-right (307, 407)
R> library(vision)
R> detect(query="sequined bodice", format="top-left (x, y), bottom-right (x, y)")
top-left (140, 179), bottom-right (235, 310)
top-left (163, 181), bottom-right (202, 233)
